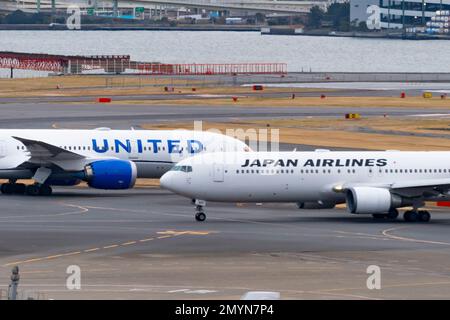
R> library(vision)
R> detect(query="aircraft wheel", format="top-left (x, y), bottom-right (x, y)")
top-left (195, 212), bottom-right (206, 222)
top-left (372, 213), bottom-right (386, 219)
top-left (13, 183), bottom-right (26, 194)
top-left (418, 210), bottom-right (431, 222)
top-left (26, 184), bottom-right (41, 196)
top-left (404, 210), bottom-right (418, 222)
top-left (1, 183), bottom-right (13, 195)
top-left (386, 208), bottom-right (399, 220)
top-left (39, 185), bottom-right (52, 196)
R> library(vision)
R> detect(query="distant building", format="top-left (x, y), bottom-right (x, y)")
top-left (350, 0), bottom-right (450, 29)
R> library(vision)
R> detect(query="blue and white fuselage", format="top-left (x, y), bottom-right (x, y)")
top-left (0, 128), bottom-right (249, 195)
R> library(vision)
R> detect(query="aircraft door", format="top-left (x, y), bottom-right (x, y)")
top-left (213, 163), bottom-right (224, 182)
top-left (0, 140), bottom-right (6, 158)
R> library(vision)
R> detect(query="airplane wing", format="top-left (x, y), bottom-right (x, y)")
top-left (12, 136), bottom-right (85, 161)
top-left (342, 178), bottom-right (450, 198)
top-left (12, 136), bottom-right (117, 171)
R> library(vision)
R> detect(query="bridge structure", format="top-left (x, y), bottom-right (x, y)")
top-left (9, 0), bottom-right (331, 15)
top-left (0, 51), bottom-right (287, 76)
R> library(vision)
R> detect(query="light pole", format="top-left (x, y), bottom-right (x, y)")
top-left (422, 0), bottom-right (426, 25)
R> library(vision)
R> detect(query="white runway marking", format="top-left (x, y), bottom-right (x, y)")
top-left (382, 226), bottom-right (450, 246)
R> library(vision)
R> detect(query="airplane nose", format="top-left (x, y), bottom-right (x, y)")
top-left (160, 173), bottom-right (173, 190)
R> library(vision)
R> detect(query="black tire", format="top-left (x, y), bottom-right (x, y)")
top-left (39, 185), bottom-right (52, 196)
top-left (2, 183), bottom-right (13, 195)
top-left (409, 211), bottom-right (419, 222)
top-left (372, 213), bottom-right (386, 219)
top-left (387, 209), bottom-right (399, 220)
top-left (0, 184), bottom-right (6, 194)
top-left (404, 211), bottom-right (411, 222)
top-left (13, 183), bottom-right (26, 195)
top-left (195, 212), bottom-right (206, 222)
top-left (419, 211), bottom-right (431, 222)
top-left (26, 185), bottom-right (40, 196)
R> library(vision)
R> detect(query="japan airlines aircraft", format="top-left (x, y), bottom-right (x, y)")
top-left (0, 129), bottom-right (249, 196)
top-left (160, 150), bottom-right (450, 222)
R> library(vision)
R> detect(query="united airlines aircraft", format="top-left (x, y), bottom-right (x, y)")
top-left (160, 150), bottom-right (450, 222)
top-left (0, 129), bottom-right (249, 196)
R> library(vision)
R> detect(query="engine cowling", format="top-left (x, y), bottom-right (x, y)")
top-left (345, 187), bottom-right (403, 214)
top-left (84, 159), bottom-right (137, 190)
top-left (297, 201), bottom-right (336, 209)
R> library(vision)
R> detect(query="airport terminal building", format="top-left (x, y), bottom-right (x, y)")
top-left (350, 0), bottom-right (450, 29)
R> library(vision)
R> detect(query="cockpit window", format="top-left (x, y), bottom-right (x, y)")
top-left (171, 165), bottom-right (192, 172)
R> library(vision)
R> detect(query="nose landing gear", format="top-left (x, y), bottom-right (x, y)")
top-left (195, 210), bottom-right (206, 222)
top-left (193, 199), bottom-right (206, 222)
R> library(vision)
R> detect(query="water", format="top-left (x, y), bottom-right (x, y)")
top-left (1, 30), bottom-right (450, 74)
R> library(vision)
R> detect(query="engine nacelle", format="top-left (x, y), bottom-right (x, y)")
top-left (297, 201), bottom-right (336, 209)
top-left (84, 159), bottom-right (137, 190)
top-left (346, 187), bottom-right (403, 214)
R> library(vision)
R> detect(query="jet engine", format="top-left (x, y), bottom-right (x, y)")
top-left (345, 187), bottom-right (405, 214)
top-left (297, 201), bottom-right (336, 209)
top-left (84, 159), bottom-right (137, 190)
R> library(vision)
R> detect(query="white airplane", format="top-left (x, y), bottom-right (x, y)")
top-left (160, 150), bottom-right (450, 222)
top-left (0, 128), bottom-right (249, 196)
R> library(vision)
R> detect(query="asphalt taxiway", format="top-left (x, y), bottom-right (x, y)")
top-left (0, 102), bottom-right (449, 130)
top-left (1, 188), bottom-right (450, 299)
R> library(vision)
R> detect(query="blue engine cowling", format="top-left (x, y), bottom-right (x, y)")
top-left (84, 159), bottom-right (137, 190)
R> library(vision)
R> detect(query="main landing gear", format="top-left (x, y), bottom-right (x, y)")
top-left (193, 199), bottom-right (206, 222)
top-left (371, 208), bottom-right (431, 222)
top-left (1, 182), bottom-right (52, 196)
top-left (403, 210), bottom-right (431, 222)
top-left (372, 208), bottom-right (399, 220)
